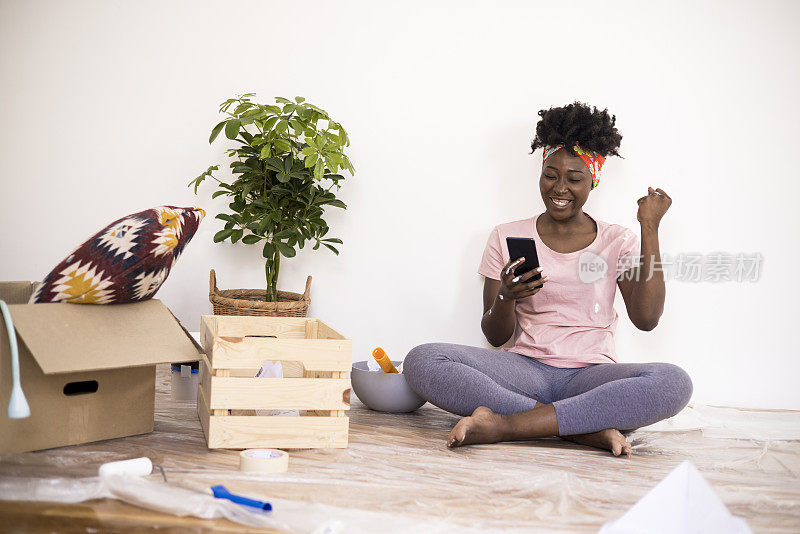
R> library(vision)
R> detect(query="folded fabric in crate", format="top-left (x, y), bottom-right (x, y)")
top-left (30, 206), bottom-right (205, 304)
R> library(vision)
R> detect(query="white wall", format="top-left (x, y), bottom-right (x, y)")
top-left (1, 0), bottom-right (798, 409)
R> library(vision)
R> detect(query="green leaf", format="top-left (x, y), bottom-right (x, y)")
top-left (274, 139), bottom-right (291, 152)
top-left (242, 234), bottom-right (261, 244)
top-left (231, 229), bottom-right (243, 243)
top-left (282, 103), bottom-right (296, 114)
top-left (209, 121), bottom-right (226, 144)
top-left (234, 102), bottom-right (253, 114)
top-left (275, 97), bottom-right (291, 104)
top-left (274, 229), bottom-right (295, 239)
top-left (263, 116), bottom-right (278, 131)
top-left (242, 182), bottom-right (255, 199)
top-left (275, 241), bottom-right (296, 258)
top-left (213, 229), bottom-right (234, 243)
top-left (328, 199), bottom-right (347, 209)
top-left (260, 146), bottom-right (270, 159)
top-left (342, 154), bottom-right (355, 174)
top-left (240, 108), bottom-right (264, 122)
top-left (323, 155), bottom-right (338, 173)
top-left (225, 119), bottom-right (241, 140)
top-left (322, 238), bottom-right (343, 244)
top-left (314, 159), bottom-right (324, 180)
top-left (295, 96), bottom-right (306, 103)
top-left (211, 190), bottom-right (228, 199)
top-left (322, 243), bottom-right (339, 255)
top-left (305, 153), bottom-right (319, 168)
top-left (265, 158), bottom-right (283, 172)
top-left (258, 217), bottom-right (274, 234)
top-left (215, 213), bottom-right (236, 223)
top-left (239, 130), bottom-right (254, 144)
top-left (262, 241), bottom-right (275, 258)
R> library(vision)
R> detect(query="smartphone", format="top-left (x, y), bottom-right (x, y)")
top-left (506, 237), bottom-right (541, 282)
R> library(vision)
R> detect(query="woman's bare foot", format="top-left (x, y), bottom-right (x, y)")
top-left (447, 406), bottom-right (512, 448)
top-left (562, 429), bottom-right (632, 457)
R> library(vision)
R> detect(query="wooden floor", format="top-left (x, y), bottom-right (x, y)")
top-left (1, 364), bottom-right (799, 533)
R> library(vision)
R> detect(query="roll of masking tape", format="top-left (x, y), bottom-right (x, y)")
top-left (239, 449), bottom-right (289, 473)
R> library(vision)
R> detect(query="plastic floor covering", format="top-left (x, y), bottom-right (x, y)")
top-left (0, 364), bottom-right (798, 533)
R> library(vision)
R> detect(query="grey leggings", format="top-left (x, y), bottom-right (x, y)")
top-left (403, 343), bottom-right (693, 436)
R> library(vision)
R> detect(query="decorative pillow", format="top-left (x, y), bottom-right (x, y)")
top-left (30, 206), bottom-right (205, 304)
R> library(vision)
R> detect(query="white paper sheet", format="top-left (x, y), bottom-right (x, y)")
top-left (599, 460), bottom-right (752, 534)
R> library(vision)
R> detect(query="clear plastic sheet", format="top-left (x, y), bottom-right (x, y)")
top-left (0, 474), bottom-right (284, 529)
top-left (0, 365), bottom-right (798, 533)
top-left (0, 473), bottom-right (504, 533)
top-left (635, 404), bottom-right (800, 440)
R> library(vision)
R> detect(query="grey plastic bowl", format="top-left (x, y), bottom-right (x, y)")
top-left (351, 360), bottom-right (426, 413)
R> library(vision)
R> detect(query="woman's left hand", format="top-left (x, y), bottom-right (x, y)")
top-left (637, 187), bottom-right (672, 228)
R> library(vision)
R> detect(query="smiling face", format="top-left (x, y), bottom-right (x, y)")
top-left (539, 148), bottom-right (592, 220)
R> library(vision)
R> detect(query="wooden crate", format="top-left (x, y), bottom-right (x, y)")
top-left (197, 315), bottom-right (352, 449)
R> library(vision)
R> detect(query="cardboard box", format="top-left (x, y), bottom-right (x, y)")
top-left (198, 315), bottom-right (352, 449)
top-left (0, 281), bottom-right (200, 453)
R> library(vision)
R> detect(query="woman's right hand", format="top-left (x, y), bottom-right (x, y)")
top-left (498, 257), bottom-right (548, 301)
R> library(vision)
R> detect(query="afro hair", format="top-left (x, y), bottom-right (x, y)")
top-left (530, 101), bottom-right (623, 159)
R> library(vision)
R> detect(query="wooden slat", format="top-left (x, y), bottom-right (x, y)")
top-left (199, 355), bottom-right (212, 409)
top-left (207, 414), bottom-right (349, 449)
top-left (209, 377), bottom-right (351, 410)
top-left (317, 319), bottom-right (345, 340)
top-left (208, 337), bottom-right (352, 371)
top-left (303, 370), bottom-right (328, 416)
top-left (200, 318), bottom-right (216, 359)
top-left (304, 319), bottom-right (319, 339)
top-left (202, 315), bottom-right (308, 338)
top-left (330, 371), bottom-right (347, 416)
top-left (196, 383), bottom-right (210, 443)
top-left (213, 366), bottom-right (230, 415)
top-left (200, 355), bottom-right (230, 416)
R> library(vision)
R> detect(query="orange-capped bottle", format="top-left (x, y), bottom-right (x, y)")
top-left (371, 347), bottom-right (399, 374)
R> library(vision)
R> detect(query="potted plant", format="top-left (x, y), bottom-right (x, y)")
top-left (189, 93), bottom-right (354, 316)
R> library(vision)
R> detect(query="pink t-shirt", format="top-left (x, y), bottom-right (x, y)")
top-left (478, 213), bottom-right (641, 368)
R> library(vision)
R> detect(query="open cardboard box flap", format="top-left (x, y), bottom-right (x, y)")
top-left (7, 299), bottom-right (199, 374)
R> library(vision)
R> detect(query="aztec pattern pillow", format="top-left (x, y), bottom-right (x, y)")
top-left (30, 206), bottom-right (205, 304)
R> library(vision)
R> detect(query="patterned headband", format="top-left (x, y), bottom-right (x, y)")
top-left (542, 143), bottom-right (606, 189)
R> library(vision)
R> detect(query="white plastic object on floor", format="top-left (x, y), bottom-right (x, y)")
top-left (99, 457), bottom-right (153, 478)
top-left (171, 366), bottom-right (200, 402)
top-left (1, 300), bottom-right (30, 419)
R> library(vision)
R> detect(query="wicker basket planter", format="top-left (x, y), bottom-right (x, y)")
top-left (209, 269), bottom-right (311, 317)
